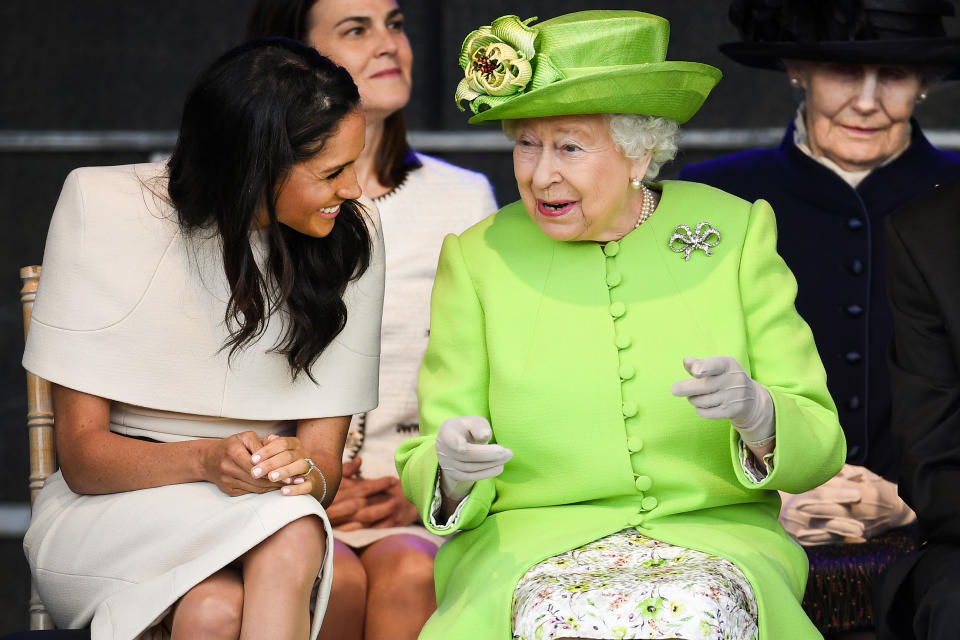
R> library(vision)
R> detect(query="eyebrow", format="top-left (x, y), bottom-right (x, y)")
top-left (334, 10), bottom-right (402, 29)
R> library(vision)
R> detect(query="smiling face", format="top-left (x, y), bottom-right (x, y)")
top-left (306, 0), bottom-right (413, 122)
top-left (512, 115), bottom-right (652, 243)
top-left (788, 61), bottom-right (928, 172)
top-left (266, 109), bottom-right (366, 238)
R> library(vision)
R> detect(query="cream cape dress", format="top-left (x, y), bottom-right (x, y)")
top-left (22, 163), bottom-right (385, 639)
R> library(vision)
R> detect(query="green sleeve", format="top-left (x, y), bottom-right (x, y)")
top-left (395, 233), bottom-right (496, 534)
top-left (730, 198), bottom-right (846, 492)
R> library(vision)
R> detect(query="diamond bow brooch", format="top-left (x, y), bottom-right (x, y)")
top-left (668, 222), bottom-right (721, 261)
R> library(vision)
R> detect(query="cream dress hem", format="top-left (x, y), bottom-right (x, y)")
top-left (25, 471), bottom-right (335, 640)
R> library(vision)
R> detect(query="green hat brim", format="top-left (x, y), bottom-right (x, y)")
top-left (466, 61), bottom-right (721, 125)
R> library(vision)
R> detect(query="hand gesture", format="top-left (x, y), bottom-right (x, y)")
top-left (670, 356), bottom-right (775, 446)
top-left (203, 431), bottom-right (283, 497)
top-left (435, 416), bottom-right (512, 501)
top-left (779, 464), bottom-right (916, 545)
top-left (249, 434), bottom-right (319, 497)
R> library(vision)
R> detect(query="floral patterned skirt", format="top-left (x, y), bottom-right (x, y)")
top-left (512, 528), bottom-right (759, 640)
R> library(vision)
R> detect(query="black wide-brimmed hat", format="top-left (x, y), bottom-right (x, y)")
top-left (720, 0), bottom-right (960, 76)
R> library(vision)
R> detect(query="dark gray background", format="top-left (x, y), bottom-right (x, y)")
top-left (2, 0), bottom-right (959, 632)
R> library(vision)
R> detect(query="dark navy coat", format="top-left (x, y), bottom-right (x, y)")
top-left (679, 120), bottom-right (960, 480)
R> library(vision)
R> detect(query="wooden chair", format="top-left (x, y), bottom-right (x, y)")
top-left (20, 265), bottom-right (56, 631)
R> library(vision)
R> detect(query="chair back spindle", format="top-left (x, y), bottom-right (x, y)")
top-left (20, 265), bottom-right (55, 630)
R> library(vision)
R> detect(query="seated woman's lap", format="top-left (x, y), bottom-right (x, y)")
top-left (512, 529), bottom-right (757, 640)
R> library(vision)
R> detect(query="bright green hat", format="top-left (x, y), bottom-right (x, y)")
top-left (455, 11), bottom-right (722, 124)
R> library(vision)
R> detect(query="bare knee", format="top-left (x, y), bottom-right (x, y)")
top-left (171, 569), bottom-right (243, 640)
top-left (332, 540), bottom-right (367, 608)
top-left (362, 535), bottom-right (437, 594)
top-left (266, 515), bottom-right (326, 567)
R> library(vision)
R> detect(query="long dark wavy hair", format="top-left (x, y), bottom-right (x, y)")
top-left (246, 0), bottom-right (422, 190)
top-left (166, 38), bottom-right (371, 380)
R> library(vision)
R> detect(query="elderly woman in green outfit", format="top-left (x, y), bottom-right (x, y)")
top-left (396, 11), bottom-right (845, 640)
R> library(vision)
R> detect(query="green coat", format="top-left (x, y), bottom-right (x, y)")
top-left (397, 180), bottom-right (845, 639)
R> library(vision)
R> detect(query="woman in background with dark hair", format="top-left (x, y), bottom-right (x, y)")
top-left (21, 39), bottom-right (384, 640)
top-left (247, 2), bottom-right (497, 640)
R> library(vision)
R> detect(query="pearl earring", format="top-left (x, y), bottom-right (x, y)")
top-left (917, 92), bottom-right (928, 103)
top-left (789, 76), bottom-right (800, 88)
top-left (630, 177), bottom-right (642, 189)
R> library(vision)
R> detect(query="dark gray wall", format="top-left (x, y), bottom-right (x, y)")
top-left (2, 0), bottom-right (960, 631)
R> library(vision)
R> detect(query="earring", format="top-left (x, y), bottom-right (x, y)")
top-left (789, 76), bottom-right (800, 88)
top-left (917, 92), bottom-right (928, 103)
top-left (630, 177), bottom-right (642, 189)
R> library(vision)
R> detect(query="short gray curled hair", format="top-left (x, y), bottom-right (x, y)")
top-left (606, 114), bottom-right (679, 180)
top-left (502, 114), bottom-right (680, 180)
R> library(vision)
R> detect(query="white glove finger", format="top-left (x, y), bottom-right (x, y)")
top-left (684, 356), bottom-right (735, 377)
top-left (458, 416), bottom-right (493, 445)
top-left (437, 416), bottom-right (491, 448)
top-left (694, 404), bottom-right (741, 421)
top-left (441, 464), bottom-right (507, 482)
top-left (437, 450), bottom-right (512, 474)
top-left (685, 391), bottom-right (727, 409)
top-left (450, 442), bottom-right (513, 464)
top-left (671, 376), bottom-right (726, 398)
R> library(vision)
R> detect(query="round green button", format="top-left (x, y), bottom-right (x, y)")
top-left (641, 496), bottom-right (658, 511)
top-left (604, 241), bottom-right (620, 257)
top-left (609, 302), bottom-right (626, 318)
top-left (619, 364), bottom-right (635, 380)
top-left (615, 334), bottom-right (632, 350)
top-left (634, 475), bottom-right (652, 492)
top-left (606, 272), bottom-right (622, 287)
top-left (622, 401), bottom-right (638, 418)
top-left (627, 436), bottom-right (644, 452)
top-left (627, 513), bottom-right (644, 526)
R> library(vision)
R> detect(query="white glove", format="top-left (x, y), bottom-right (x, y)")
top-left (779, 464), bottom-right (916, 545)
top-left (435, 416), bottom-right (513, 501)
top-left (670, 356), bottom-right (775, 447)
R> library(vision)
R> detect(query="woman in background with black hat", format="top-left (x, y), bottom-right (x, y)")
top-left (680, 0), bottom-right (960, 547)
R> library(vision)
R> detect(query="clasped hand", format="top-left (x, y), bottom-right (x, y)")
top-left (435, 416), bottom-right (513, 501)
top-left (670, 356), bottom-right (775, 446)
top-left (326, 457), bottom-right (419, 530)
top-left (204, 431), bottom-right (317, 498)
top-left (779, 464), bottom-right (916, 545)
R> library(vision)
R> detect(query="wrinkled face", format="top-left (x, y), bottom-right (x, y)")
top-left (307, 0), bottom-right (413, 122)
top-left (268, 109), bottom-right (365, 238)
top-left (789, 61), bottom-right (928, 172)
top-left (512, 115), bottom-right (651, 243)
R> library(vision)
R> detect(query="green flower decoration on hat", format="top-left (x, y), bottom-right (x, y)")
top-left (455, 15), bottom-right (538, 113)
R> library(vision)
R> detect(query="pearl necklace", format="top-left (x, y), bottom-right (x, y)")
top-left (634, 184), bottom-right (655, 228)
